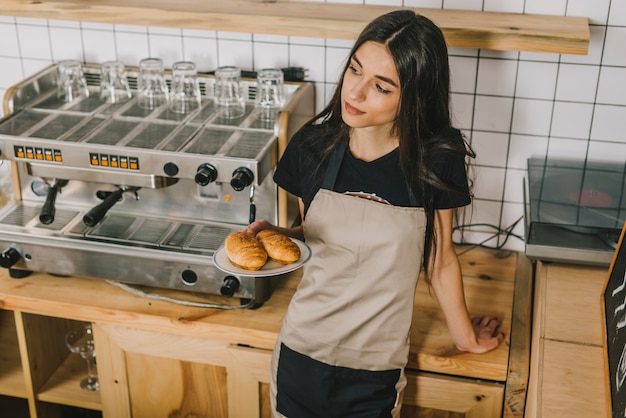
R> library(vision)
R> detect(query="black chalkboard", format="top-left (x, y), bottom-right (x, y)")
top-left (603, 221), bottom-right (626, 418)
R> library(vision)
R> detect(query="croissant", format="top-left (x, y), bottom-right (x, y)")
top-left (256, 230), bottom-right (301, 265)
top-left (224, 232), bottom-right (268, 271)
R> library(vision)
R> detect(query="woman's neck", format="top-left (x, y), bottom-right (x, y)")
top-left (348, 127), bottom-right (399, 162)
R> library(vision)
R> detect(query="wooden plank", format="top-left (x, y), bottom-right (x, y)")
top-left (125, 352), bottom-right (228, 418)
top-left (403, 370), bottom-right (504, 417)
top-left (91, 323), bottom-right (131, 418)
top-left (0, 311), bottom-right (27, 399)
top-left (540, 340), bottom-right (608, 418)
top-left (227, 345), bottom-right (273, 418)
top-left (525, 261), bottom-right (549, 418)
top-left (36, 352), bottom-right (101, 410)
top-left (457, 246), bottom-right (517, 283)
top-left (12, 312), bottom-right (37, 418)
top-left (97, 323), bottom-right (230, 367)
top-left (2, 0), bottom-right (590, 55)
top-left (0, 271), bottom-right (288, 350)
top-left (544, 263), bottom-right (607, 346)
top-left (502, 254), bottom-right (533, 418)
top-left (409, 273), bottom-right (514, 381)
top-left (14, 312), bottom-right (86, 416)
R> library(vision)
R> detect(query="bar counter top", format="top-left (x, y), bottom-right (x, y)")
top-left (0, 245), bottom-right (522, 383)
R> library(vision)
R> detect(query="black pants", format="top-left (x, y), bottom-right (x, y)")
top-left (276, 343), bottom-right (400, 418)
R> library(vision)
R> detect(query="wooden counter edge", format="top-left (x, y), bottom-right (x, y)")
top-left (503, 254), bottom-right (533, 418)
top-left (0, 270), bottom-right (284, 350)
top-left (2, 0), bottom-right (590, 55)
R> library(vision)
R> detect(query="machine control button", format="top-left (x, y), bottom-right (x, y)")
top-left (195, 163), bottom-right (218, 186)
top-left (0, 248), bottom-right (21, 268)
top-left (164, 162), bottom-right (179, 176)
top-left (230, 167), bottom-right (254, 191)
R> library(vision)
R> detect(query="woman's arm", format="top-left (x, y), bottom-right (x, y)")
top-left (429, 208), bottom-right (504, 353)
top-left (242, 198), bottom-right (306, 241)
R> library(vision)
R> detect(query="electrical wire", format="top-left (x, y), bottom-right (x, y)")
top-left (453, 215), bottom-right (525, 255)
top-left (106, 280), bottom-right (257, 310)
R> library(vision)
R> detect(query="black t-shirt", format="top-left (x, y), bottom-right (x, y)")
top-left (274, 124), bottom-right (471, 215)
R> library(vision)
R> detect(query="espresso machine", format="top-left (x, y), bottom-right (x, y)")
top-left (0, 63), bottom-right (314, 306)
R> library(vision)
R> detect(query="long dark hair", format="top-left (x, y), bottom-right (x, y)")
top-left (303, 10), bottom-right (474, 277)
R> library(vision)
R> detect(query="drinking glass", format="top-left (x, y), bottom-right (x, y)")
top-left (56, 60), bottom-right (89, 102)
top-left (169, 61), bottom-right (201, 114)
top-left (254, 68), bottom-right (285, 121)
top-left (99, 60), bottom-right (132, 104)
top-left (65, 323), bottom-right (99, 391)
top-left (137, 57), bottom-right (169, 109)
top-left (214, 66), bottom-right (245, 119)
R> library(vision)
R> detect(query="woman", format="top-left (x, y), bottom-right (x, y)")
top-left (245, 10), bottom-right (504, 417)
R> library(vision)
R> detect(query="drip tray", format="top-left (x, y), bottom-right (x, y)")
top-left (0, 201), bottom-right (234, 254)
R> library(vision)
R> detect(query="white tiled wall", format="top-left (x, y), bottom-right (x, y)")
top-left (1, 0), bottom-right (625, 252)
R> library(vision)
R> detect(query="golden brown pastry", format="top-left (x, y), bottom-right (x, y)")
top-left (224, 232), bottom-right (268, 271)
top-left (256, 230), bottom-right (301, 264)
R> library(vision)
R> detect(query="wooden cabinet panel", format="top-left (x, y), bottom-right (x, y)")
top-left (0, 310), bottom-right (26, 398)
top-left (401, 370), bottom-right (504, 418)
top-left (225, 345), bottom-right (505, 418)
top-left (540, 340), bottom-right (607, 417)
top-left (126, 353), bottom-right (227, 418)
top-left (543, 263), bottom-right (607, 345)
top-left (94, 323), bottom-right (231, 418)
top-left (527, 262), bottom-right (609, 418)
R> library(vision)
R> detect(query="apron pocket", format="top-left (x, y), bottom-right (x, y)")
top-left (276, 343), bottom-right (400, 418)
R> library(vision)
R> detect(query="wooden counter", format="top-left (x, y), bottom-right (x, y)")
top-left (526, 261), bottom-right (610, 418)
top-left (2, 0), bottom-right (590, 55)
top-left (0, 246), bottom-right (530, 418)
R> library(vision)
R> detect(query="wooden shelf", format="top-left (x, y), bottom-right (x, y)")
top-left (4, 0), bottom-right (589, 55)
top-left (37, 352), bottom-right (101, 411)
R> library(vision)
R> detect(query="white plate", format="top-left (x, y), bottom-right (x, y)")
top-left (213, 238), bottom-right (311, 277)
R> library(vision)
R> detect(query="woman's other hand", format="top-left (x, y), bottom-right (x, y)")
top-left (467, 315), bottom-right (505, 353)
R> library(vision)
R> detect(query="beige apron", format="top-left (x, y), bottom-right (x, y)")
top-left (271, 142), bottom-right (426, 417)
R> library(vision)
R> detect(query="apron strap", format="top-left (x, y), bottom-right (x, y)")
top-left (320, 139), bottom-right (418, 206)
top-left (320, 140), bottom-right (348, 190)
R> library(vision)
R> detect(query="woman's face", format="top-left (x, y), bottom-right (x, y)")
top-left (341, 41), bottom-right (401, 131)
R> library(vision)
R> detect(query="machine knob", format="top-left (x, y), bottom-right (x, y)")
top-left (0, 248), bottom-right (21, 268)
top-left (230, 167), bottom-right (254, 191)
top-left (220, 276), bottom-right (240, 298)
top-left (163, 162), bottom-right (179, 176)
top-left (195, 163), bottom-right (218, 186)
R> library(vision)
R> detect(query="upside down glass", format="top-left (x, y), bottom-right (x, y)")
top-left (169, 61), bottom-right (201, 114)
top-left (214, 66), bottom-right (245, 119)
top-left (99, 60), bottom-right (132, 104)
top-left (137, 58), bottom-right (169, 109)
top-left (254, 68), bottom-right (285, 121)
top-left (56, 60), bottom-right (89, 102)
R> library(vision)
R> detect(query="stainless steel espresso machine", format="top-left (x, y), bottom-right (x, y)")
top-left (0, 63), bottom-right (314, 306)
